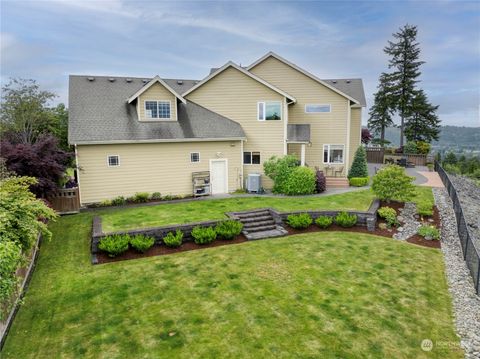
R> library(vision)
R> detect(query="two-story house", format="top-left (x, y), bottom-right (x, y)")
top-left (69, 52), bottom-right (366, 204)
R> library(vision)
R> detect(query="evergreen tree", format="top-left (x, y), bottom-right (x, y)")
top-left (384, 24), bottom-right (424, 147)
top-left (368, 73), bottom-right (394, 145)
top-left (348, 146), bottom-right (368, 179)
top-left (404, 90), bottom-right (440, 142)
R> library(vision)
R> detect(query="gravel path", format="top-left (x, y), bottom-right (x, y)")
top-left (433, 187), bottom-right (480, 359)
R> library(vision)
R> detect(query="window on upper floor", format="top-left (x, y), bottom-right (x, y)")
top-left (107, 155), bottom-right (120, 167)
top-left (323, 144), bottom-right (344, 164)
top-left (258, 101), bottom-right (281, 121)
top-left (305, 104), bottom-right (331, 113)
top-left (190, 152), bottom-right (200, 163)
top-left (243, 151), bottom-right (261, 165)
top-left (145, 100), bottom-right (171, 119)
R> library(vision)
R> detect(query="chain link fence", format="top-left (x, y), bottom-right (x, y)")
top-left (435, 161), bottom-right (480, 295)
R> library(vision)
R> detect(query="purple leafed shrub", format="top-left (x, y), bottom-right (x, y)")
top-left (316, 170), bottom-right (326, 193)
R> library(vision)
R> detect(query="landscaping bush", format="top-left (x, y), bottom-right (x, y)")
top-left (150, 192), bottom-right (162, 200)
top-left (335, 212), bottom-right (357, 228)
top-left (403, 141), bottom-right (418, 154)
top-left (371, 165), bottom-right (415, 202)
top-left (163, 230), bottom-right (183, 247)
top-left (130, 234), bottom-right (155, 253)
top-left (418, 225), bottom-right (440, 240)
top-left (263, 155), bottom-right (299, 193)
top-left (111, 196), bottom-right (126, 206)
top-left (416, 141), bottom-right (431, 155)
top-left (315, 215), bottom-right (333, 229)
top-left (133, 192), bottom-right (150, 203)
top-left (416, 201), bottom-right (433, 217)
top-left (100, 199), bottom-right (112, 207)
top-left (98, 234), bottom-right (130, 257)
top-left (0, 241), bottom-right (23, 315)
top-left (191, 226), bottom-right (217, 244)
top-left (378, 206), bottom-right (398, 227)
top-left (287, 213), bottom-right (313, 229)
top-left (283, 167), bottom-right (316, 195)
top-left (316, 170), bottom-right (326, 193)
top-left (349, 177), bottom-right (369, 187)
top-left (215, 220), bottom-right (243, 240)
top-left (348, 146), bottom-right (368, 179)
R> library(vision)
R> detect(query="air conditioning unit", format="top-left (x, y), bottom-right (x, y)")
top-left (247, 173), bottom-right (261, 193)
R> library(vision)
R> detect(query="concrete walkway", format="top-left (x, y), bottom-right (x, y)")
top-left (368, 163), bottom-right (444, 188)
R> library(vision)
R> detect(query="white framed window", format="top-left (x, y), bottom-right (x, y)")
top-left (144, 100), bottom-right (171, 119)
top-left (107, 155), bottom-right (120, 167)
top-left (323, 144), bottom-right (344, 164)
top-left (305, 104), bottom-right (331, 113)
top-left (243, 151), bottom-right (261, 165)
top-left (257, 101), bottom-right (281, 121)
top-left (190, 152), bottom-right (200, 163)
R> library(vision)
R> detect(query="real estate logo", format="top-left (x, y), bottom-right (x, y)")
top-left (421, 339), bottom-right (433, 352)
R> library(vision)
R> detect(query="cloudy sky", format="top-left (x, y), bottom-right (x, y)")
top-left (1, 0), bottom-right (479, 126)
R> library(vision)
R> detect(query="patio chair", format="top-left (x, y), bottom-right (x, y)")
top-left (334, 167), bottom-right (344, 177)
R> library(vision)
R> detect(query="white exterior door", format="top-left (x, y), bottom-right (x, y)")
top-left (210, 159), bottom-right (228, 194)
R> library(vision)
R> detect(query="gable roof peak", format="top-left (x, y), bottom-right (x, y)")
top-left (127, 75), bottom-right (187, 104)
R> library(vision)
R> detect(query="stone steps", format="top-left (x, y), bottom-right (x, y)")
top-left (231, 209), bottom-right (288, 240)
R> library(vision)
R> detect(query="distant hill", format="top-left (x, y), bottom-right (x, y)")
top-left (369, 125), bottom-right (480, 155)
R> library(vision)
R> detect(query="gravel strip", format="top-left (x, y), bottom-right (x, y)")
top-left (433, 187), bottom-right (480, 359)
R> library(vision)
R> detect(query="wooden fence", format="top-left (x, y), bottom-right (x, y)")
top-left (48, 187), bottom-right (80, 214)
top-left (365, 147), bottom-right (384, 163)
top-left (366, 147), bottom-right (428, 166)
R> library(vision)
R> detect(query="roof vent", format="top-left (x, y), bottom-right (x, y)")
top-left (177, 80), bottom-right (183, 85)
top-left (332, 80), bottom-right (337, 84)
top-left (142, 79), bottom-right (149, 83)
top-left (194, 81), bottom-right (199, 84)
top-left (346, 80), bottom-right (351, 84)
top-left (87, 77), bottom-right (95, 82)
top-left (126, 78), bottom-right (132, 83)
top-left (108, 78), bottom-right (116, 82)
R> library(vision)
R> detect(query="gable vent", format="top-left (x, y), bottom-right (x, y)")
top-left (126, 78), bottom-right (132, 83)
top-left (87, 77), bottom-right (95, 82)
top-left (108, 78), bottom-right (116, 82)
top-left (177, 80), bottom-right (183, 85)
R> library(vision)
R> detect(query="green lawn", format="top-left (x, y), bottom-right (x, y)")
top-left (102, 190), bottom-right (376, 232)
top-left (1, 212), bottom-right (461, 358)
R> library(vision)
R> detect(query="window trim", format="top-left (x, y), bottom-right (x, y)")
top-left (107, 155), bottom-right (120, 167)
top-left (243, 151), bottom-right (261, 165)
top-left (322, 144), bottom-right (345, 164)
top-left (257, 101), bottom-right (282, 121)
top-left (144, 99), bottom-right (172, 120)
top-left (190, 152), bottom-right (200, 163)
top-left (305, 104), bottom-right (331, 113)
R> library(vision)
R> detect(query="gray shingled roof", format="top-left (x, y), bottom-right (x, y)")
top-left (287, 124), bottom-right (310, 143)
top-left (69, 75), bottom-right (245, 144)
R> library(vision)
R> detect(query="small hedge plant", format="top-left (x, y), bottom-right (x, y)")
top-left (163, 230), bottom-right (183, 247)
top-left (150, 192), bottom-right (162, 200)
top-left (372, 165), bottom-right (415, 202)
top-left (349, 177), bottom-right (369, 187)
top-left (111, 196), bottom-right (126, 206)
top-left (283, 167), bottom-right (316, 195)
top-left (335, 212), bottom-right (357, 228)
top-left (130, 234), bottom-right (155, 253)
top-left (133, 192), bottom-right (150, 203)
top-left (417, 201), bottom-right (433, 217)
top-left (378, 206), bottom-right (398, 227)
top-left (287, 213), bottom-right (312, 229)
top-left (315, 215), bottom-right (333, 229)
top-left (98, 234), bottom-right (129, 257)
top-left (418, 225), bottom-right (440, 240)
top-left (191, 226), bottom-right (217, 244)
top-left (215, 220), bottom-right (243, 240)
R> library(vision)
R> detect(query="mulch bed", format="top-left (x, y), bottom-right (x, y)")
top-left (95, 202), bottom-right (443, 264)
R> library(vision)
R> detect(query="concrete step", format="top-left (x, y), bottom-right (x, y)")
top-left (245, 227), bottom-right (288, 240)
top-left (240, 215), bottom-right (272, 223)
top-left (243, 219), bottom-right (275, 228)
top-left (326, 177), bottom-right (349, 188)
top-left (244, 224), bottom-right (277, 233)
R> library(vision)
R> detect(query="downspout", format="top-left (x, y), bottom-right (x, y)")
top-left (74, 144), bottom-right (82, 205)
top-left (345, 100), bottom-right (351, 176)
top-left (240, 140), bottom-right (244, 189)
top-left (283, 97), bottom-right (288, 155)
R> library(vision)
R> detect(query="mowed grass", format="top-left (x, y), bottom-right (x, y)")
top-left (101, 190), bottom-right (376, 231)
top-left (1, 212), bottom-right (462, 359)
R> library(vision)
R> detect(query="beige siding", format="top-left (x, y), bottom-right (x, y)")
top-left (250, 56), bottom-right (353, 177)
top-left (77, 141), bottom-right (242, 203)
top-left (186, 66), bottom-right (286, 188)
top-left (349, 108), bottom-right (362, 170)
top-left (138, 83), bottom-right (177, 121)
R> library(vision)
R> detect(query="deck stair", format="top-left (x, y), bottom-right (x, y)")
top-left (229, 209), bottom-right (288, 240)
top-left (326, 177), bottom-right (349, 188)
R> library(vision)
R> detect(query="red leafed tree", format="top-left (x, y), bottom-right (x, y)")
top-left (0, 134), bottom-right (72, 197)
top-left (361, 128), bottom-right (372, 145)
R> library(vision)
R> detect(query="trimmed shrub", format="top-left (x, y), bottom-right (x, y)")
top-left (163, 230), bottom-right (183, 247)
top-left (263, 155), bottom-right (299, 193)
top-left (111, 196), bottom-right (126, 206)
top-left (98, 234), bottom-right (129, 257)
top-left (404, 141), bottom-right (418, 154)
top-left (0, 241), bottom-right (23, 311)
top-left (100, 199), bottom-right (112, 207)
top-left (133, 192), bottom-right (150, 203)
top-left (418, 225), bottom-right (440, 240)
top-left (191, 226), bottom-right (217, 244)
top-left (372, 165), bottom-right (415, 202)
top-left (348, 146), bottom-right (368, 179)
top-left (283, 167), bottom-right (316, 195)
top-left (150, 192), bottom-right (162, 200)
top-left (315, 215), bottom-right (333, 229)
top-left (316, 170), bottom-right (326, 193)
top-left (416, 141), bottom-right (431, 155)
top-left (287, 213), bottom-right (312, 229)
top-left (349, 177), bottom-right (369, 187)
top-left (416, 201), bottom-right (433, 217)
top-left (378, 206), bottom-right (398, 227)
top-left (215, 220), bottom-right (243, 240)
top-left (335, 212), bottom-right (357, 228)
top-left (130, 234), bottom-right (155, 253)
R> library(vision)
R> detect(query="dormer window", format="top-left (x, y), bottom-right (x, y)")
top-left (145, 100), bottom-right (171, 119)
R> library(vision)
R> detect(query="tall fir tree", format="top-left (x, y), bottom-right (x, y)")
top-left (384, 24), bottom-right (424, 147)
top-left (404, 89), bottom-right (440, 142)
top-left (368, 73), bottom-right (394, 145)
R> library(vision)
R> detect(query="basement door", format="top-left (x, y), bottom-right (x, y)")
top-left (209, 159), bottom-right (228, 194)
